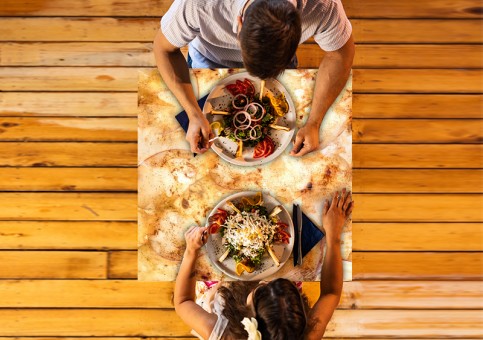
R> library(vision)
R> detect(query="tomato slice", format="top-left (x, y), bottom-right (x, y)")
top-left (243, 79), bottom-right (255, 96)
top-left (253, 139), bottom-right (267, 158)
top-left (208, 223), bottom-right (221, 234)
top-left (225, 84), bottom-right (239, 96)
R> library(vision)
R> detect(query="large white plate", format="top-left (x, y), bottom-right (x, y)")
top-left (205, 191), bottom-right (294, 281)
top-left (202, 72), bottom-right (296, 166)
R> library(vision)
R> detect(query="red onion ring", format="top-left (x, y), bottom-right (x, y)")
top-left (233, 111), bottom-right (252, 129)
top-left (232, 94), bottom-right (248, 109)
top-left (244, 102), bottom-right (265, 122)
top-left (249, 126), bottom-right (262, 140)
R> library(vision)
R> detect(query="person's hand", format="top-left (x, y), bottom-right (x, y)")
top-left (186, 113), bottom-right (214, 153)
top-left (322, 189), bottom-right (353, 242)
top-left (289, 123), bottom-right (320, 157)
top-left (184, 225), bottom-right (209, 255)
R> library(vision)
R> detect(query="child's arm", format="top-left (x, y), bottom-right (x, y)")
top-left (174, 225), bottom-right (217, 339)
top-left (305, 189), bottom-right (353, 340)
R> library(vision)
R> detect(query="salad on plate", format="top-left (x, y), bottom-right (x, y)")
top-left (209, 77), bottom-right (291, 160)
top-left (207, 192), bottom-right (291, 276)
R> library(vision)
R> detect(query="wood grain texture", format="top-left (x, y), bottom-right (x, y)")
top-left (344, 0), bottom-right (483, 18)
top-left (0, 117), bottom-right (137, 141)
top-left (353, 69), bottom-right (483, 93)
top-left (1, 0), bottom-right (482, 18)
top-left (353, 94), bottom-right (483, 118)
top-left (1, 18), bottom-right (481, 43)
top-left (353, 119), bottom-right (483, 143)
top-left (352, 19), bottom-right (483, 43)
top-left (108, 251), bottom-right (137, 279)
top-left (0, 142), bottom-right (136, 167)
top-left (353, 144), bottom-right (482, 168)
top-left (0, 251), bottom-right (107, 279)
top-left (0, 67), bottom-right (139, 91)
top-left (0, 0), bottom-right (172, 16)
top-left (3, 43), bottom-right (482, 69)
top-left (300, 44), bottom-right (483, 69)
top-left (0, 193), bottom-right (136, 221)
top-left (353, 194), bottom-right (483, 222)
top-left (0, 168), bottom-right (137, 191)
top-left (0, 92), bottom-right (138, 117)
top-left (0, 309), bottom-right (479, 337)
top-left (353, 169), bottom-right (483, 193)
top-left (353, 252), bottom-right (482, 280)
top-left (0, 280), bottom-right (481, 309)
top-left (0, 42), bottom-right (154, 67)
top-left (0, 221), bottom-right (136, 249)
top-left (353, 223), bottom-right (483, 251)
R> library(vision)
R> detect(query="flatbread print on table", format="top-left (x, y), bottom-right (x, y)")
top-left (138, 68), bottom-right (352, 281)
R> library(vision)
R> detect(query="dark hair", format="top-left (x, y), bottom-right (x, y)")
top-left (254, 279), bottom-right (308, 339)
top-left (240, 0), bottom-right (301, 79)
top-left (218, 281), bottom-right (259, 339)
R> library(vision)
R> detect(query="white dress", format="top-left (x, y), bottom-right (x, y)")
top-left (192, 282), bottom-right (229, 340)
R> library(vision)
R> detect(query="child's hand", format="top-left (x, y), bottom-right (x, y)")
top-left (184, 225), bottom-right (209, 254)
top-left (322, 189), bottom-right (353, 243)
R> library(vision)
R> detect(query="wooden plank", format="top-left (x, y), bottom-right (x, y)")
top-left (353, 69), bottom-right (483, 93)
top-left (0, 221), bottom-right (136, 249)
top-left (109, 251), bottom-right (137, 279)
top-left (0, 67), bottom-right (138, 92)
top-left (0, 42), bottom-right (154, 67)
top-left (0, 309), bottom-right (189, 337)
top-left (0, 92), bottom-right (138, 117)
top-left (353, 94), bottom-right (483, 119)
top-left (0, 0), bottom-right (172, 16)
top-left (1, 18), bottom-right (481, 43)
top-left (0, 142), bottom-right (136, 167)
top-left (353, 252), bottom-right (482, 280)
top-left (298, 44), bottom-right (483, 69)
top-left (0, 168), bottom-right (137, 191)
top-left (3, 43), bottom-right (483, 69)
top-left (353, 194), bottom-right (483, 222)
top-left (0, 309), bottom-right (479, 337)
top-left (0, 193), bottom-right (136, 221)
top-left (353, 169), bottom-right (483, 193)
top-left (0, 118), bottom-right (137, 141)
top-left (344, 0), bottom-right (483, 18)
top-left (353, 144), bottom-right (482, 168)
top-left (0, 251), bottom-right (107, 279)
top-left (0, 0), bottom-right (481, 18)
top-left (0, 280), bottom-right (481, 309)
top-left (0, 18), bottom-right (159, 42)
top-left (3, 68), bottom-right (482, 93)
top-left (353, 223), bottom-right (483, 251)
top-left (353, 119), bottom-right (483, 143)
top-left (352, 19), bottom-right (482, 43)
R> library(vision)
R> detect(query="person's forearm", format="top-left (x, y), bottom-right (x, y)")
top-left (319, 233), bottom-right (343, 297)
top-left (306, 46), bottom-right (353, 129)
top-left (153, 35), bottom-right (202, 119)
top-left (174, 249), bottom-right (199, 307)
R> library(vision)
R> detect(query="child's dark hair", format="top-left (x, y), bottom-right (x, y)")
top-left (254, 278), bottom-right (308, 339)
top-left (218, 281), bottom-right (258, 339)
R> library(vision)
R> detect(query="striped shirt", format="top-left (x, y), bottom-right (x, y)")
top-left (161, 0), bottom-right (352, 68)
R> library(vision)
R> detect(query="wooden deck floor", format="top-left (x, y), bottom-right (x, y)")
top-left (0, 0), bottom-right (482, 338)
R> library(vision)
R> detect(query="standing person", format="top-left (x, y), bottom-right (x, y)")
top-left (174, 189), bottom-right (353, 339)
top-left (154, 0), bottom-right (354, 155)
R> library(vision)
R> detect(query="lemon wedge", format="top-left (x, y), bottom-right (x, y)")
top-left (236, 262), bottom-right (245, 276)
top-left (210, 121), bottom-right (224, 135)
